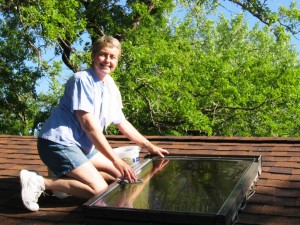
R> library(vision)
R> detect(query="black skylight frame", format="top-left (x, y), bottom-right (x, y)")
top-left (83, 154), bottom-right (262, 225)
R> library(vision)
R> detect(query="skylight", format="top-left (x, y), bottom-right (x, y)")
top-left (84, 154), bottom-right (261, 225)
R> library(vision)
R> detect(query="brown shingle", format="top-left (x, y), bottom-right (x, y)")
top-left (268, 167), bottom-right (293, 174)
top-left (0, 134), bottom-right (300, 225)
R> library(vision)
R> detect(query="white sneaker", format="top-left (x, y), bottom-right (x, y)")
top-left (47, 168), bottom-right (69, 199)
top-left (20, 170), bottom-right (45, 211)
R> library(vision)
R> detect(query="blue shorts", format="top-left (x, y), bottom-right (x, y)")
top-left (37, 138), bottom-right (98, 177)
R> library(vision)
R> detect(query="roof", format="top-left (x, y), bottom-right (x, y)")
top-left (0, 134), bottom-right (300, 225)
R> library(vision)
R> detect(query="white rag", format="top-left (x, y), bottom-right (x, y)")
top-left (97, 75), bottom-right (123, 130)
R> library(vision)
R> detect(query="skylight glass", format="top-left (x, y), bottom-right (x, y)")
top-left (84, 155), bottom-right (261, 225)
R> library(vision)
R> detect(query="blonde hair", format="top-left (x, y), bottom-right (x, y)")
top-left (91, 35), bottom-right (122, 58)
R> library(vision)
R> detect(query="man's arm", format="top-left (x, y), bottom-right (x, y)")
top-left (76, 110), bottom-right (137, 181)
top-left (116, 119), bottom-right (169, 157)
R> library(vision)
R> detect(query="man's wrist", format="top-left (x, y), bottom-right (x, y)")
top-left (142, 140), bottom-right (151, 148)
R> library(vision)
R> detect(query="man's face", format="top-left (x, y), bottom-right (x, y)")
top-left (92, 46), bottom-right (120, 79)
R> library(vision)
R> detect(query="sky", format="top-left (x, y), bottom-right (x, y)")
top-left (36, 0), bottom-right (300, 94)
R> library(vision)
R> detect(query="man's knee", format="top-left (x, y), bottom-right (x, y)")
top-left (89, 180), bottom-right (108, 196)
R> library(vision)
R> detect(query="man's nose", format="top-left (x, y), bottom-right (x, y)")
top-left (105, 55), bottom-right (111, 62)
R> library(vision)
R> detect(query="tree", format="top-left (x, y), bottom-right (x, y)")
top-left (228, 0), bottom-right (300, 36)
top-left (0, 14), bottom-right (42, 134)
top-left (0, 0), bottom-right (174, 135)
top-left (114, 7), bottom-right (300, 136)
top-left (0, 0), bottom-right (300, 136)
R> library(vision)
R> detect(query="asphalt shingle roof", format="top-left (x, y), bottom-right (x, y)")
top-left (0, 134), bottom-right (300, 225)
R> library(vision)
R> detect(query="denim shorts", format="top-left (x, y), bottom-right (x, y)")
top-left (37, 138), bottom-right (98, 177)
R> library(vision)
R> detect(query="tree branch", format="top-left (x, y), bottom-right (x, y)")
top-left (58, 37), bottom-right (80, 72)
top-left (131, 0), bottom-right (156, 29)
top-left (203, 99), bottom-right (269, 115)
top-left (229, 0), bottom-right (272, 26)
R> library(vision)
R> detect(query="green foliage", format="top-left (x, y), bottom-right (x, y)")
top-left (0, 15), bottom-right (41, 135)
top-left (113, 3), bottom-right (300, 136)
top-left (0, 0), bottom-right (300, 137)
top-left (19, 0), bottom-right (86, 41)
top-left (114, 22), bottom-right (213, 135)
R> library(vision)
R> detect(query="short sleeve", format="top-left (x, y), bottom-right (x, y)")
top-left (72, 74), bottom-right (95, 113)
top-left (112, 108), bottom-right (126, 125)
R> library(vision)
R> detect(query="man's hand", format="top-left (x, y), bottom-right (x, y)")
top-left (143, 141), bottom-right (169, 158)
top-left (113, 157), bottom-right (137, 183)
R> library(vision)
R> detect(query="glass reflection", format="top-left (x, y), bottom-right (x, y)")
top-left (94, 157), bottom-right (252, 214)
